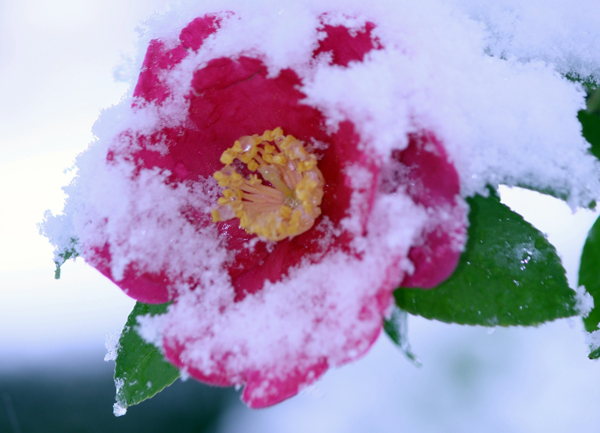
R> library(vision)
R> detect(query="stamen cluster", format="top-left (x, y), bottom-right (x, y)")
top-left (212, 127), bottom-right (325, 241)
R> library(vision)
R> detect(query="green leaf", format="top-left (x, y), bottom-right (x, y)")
top-left (383, 306), bottom-right (422, 367)
top-left (54, 238), bottom-right (79, 279)
top-left (586, 88), bottom-right (600, 113)
top-left (579, 100), bottom-right (600, 162)
top-left (114, 302), bottom-right (180, 413)
top-left (578, 215), bottom-right (600, 334)
top-left (395, 191), bottom-right (577, 326)
top-left (565, 73), bottom-right (599, 91)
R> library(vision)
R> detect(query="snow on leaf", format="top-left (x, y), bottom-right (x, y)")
top-left (578, 214), bottom-right (600, 361)
top-left (113, 302), bottom-right (180, 413)
top-left (383, 306), bottom-right (422, 367)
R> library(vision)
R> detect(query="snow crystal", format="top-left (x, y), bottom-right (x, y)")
top-left (585, 329), bottom-right (600, 352)
top-left (450, 0), bottom-right (600, 83)
top-left (113, 402), bottom-right (127, 417)
top-left (180, 368), bottom-right (190, 382)
top-left (113, 377), bottom-right (127, 416)
top-left (136, 309), bottom-right (170, 347)
top-left (104, 332), bottom-right (121, 362)
top-left (575, 285), bottom-right (594, 318)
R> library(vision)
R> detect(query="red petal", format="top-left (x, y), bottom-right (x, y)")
top-left (242, 359), bottom-right (329, 408)
top-left (314, 22), bottom-right (380, 67)
top-left (179, 15), bottom-right (221, 51)
top-left (133, 14), bottom-right (221, 104)
top-left (398, 132), bottom-right (466, 288)
top-left (163, 341), bottom-right (236, 387)
top-left (87, 244), bottom-right (171, 304)
top-left (132, 40), bottom-right (188, 104)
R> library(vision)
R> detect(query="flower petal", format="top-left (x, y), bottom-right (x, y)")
top-left (241, 358), bottom-right (329, 408)
top-left (132, 40), bottom-right (187, 104)
top-left (398, 132), bottom-right (467, 288)
top-left (88, 244), bottom-right (171, 304)
top-left (315, 21), bottom-right (381, 67)
top-left (133, 14), bottom-right (222, 104)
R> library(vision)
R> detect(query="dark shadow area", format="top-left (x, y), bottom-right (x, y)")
top-left (0, 360), bottom-right (237, 433)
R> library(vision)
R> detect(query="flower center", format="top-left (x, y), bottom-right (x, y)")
top-left (211, 127), bottom-right (325, 241)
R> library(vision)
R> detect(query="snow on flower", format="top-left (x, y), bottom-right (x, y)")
top-left (104, 12), bottom-right (466, 407)
top-left (42, 0), bottom-right (600, 409)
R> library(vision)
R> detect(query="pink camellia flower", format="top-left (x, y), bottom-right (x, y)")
top-left (76, 12), bottom-right (467, 407)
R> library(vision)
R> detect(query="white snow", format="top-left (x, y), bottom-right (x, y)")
top-left (585, 329), bottom-right (600, 352)
top-left (113, 401), bottom-right (127, 417)
top-left (575, 285), bottom-right (594, 318)
top-left (450, 0), bottom-right (600, 84)
top-left (104, 332), bottom-right (121, 362)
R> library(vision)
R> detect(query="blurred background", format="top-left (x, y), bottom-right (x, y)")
top-left (1, 1), bottom-right (600, 432)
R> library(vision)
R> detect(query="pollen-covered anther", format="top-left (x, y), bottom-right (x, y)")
top-left (212, 128), bottom-right (325, 241)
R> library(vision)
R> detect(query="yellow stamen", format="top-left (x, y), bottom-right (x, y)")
top-left (279, 205), bottom-right (292, 219)
top-left (211, 209), bottom-right (221, 223)
top-left (264, 144), bottom-right (275, 154)
top-left (212, 128), bottom-right (325, 241)
top-left (247, 160), bottom-right (259, 172)
top-left (258, 165), bottom-right (293, 197)
top-left (273, 154), bottom-right (287, 165)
